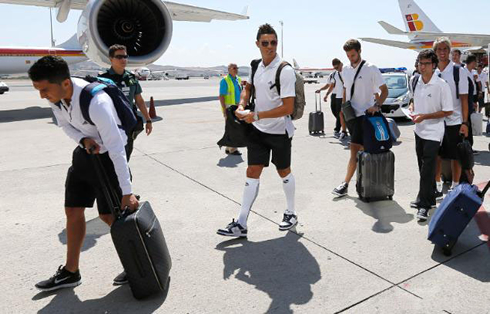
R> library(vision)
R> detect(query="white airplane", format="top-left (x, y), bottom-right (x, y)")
top-left (0, 34), bottom-right (85, 75)
top-left (359, 0), bottom-right (490, 52)
top-left (0, 0), bottom-right (249, 74)
top-left (292, 58), bottom-right (333, 84)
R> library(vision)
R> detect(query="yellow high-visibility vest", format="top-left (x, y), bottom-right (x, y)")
top-left (224, 75), bottom-right (241, 106)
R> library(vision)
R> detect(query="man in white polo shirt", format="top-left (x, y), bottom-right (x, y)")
top-left (316, 58), bottom-right (346, 139)
top-left (433, 37), bottom-right (469, 198)
top-left (217, 23), bottom-right (297, 237)
top-left (332, 39), bottom-right (388, 197)
top-left (410, 50), bottom-right (453, 221)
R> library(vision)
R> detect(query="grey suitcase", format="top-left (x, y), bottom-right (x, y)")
top-left (309, 93), bottom-right (324, 134)
top-left (356, 150), bottom-right (395, 202)
top-left (386, 118), bottom-right (400, 142)
top-left (91, 152), bottom-right (172, 299)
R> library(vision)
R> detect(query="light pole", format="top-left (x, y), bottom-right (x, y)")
top-left (279, 20), bottom-right (284, 58)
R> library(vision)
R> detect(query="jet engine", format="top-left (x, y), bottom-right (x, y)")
top-left (77, 0), bottom-right (173, 67)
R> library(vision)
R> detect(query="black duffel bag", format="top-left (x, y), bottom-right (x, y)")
top-left (217, 105), bottom-right (251, 148)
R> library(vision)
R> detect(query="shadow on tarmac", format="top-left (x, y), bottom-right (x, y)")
top-left (33, 283), bottom-right (168, 314)
top-left (217, 154), bottom-right (244, 168)
top-left (149, 96), bottom-right (216, 107)
top-left (0, 107), bottom-right (55, 123)
top-left (334, 196), bottom-right (414, 233)
top-left (215, 231), bottom-right (321, 314)
top-left (58, 217), bottom-right (109, 252)
top-left (474, 151), bottom-right (490, 167)
top-left (430, 239), bottom-right (490, 283)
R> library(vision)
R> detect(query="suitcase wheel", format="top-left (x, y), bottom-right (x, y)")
top-left (442, 247), bottom-right (452, 256)
top-left (388, 196), bottom-right (393, 201)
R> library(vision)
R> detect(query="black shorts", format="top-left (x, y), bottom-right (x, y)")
top-left (346, 116), bottom-right (364, 145)
top-left (439, 124), bottom-right (463, 160)
top-left (65, 147), bottom-right (123, 215)
top-left (247, 126), bottom-right (292, 169)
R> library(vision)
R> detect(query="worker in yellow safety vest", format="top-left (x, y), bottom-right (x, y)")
top-left (219, 63), bottom-right (243, 155)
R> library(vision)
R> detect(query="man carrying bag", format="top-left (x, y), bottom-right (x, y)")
top-left (333, 39), bottom-right (388, 198)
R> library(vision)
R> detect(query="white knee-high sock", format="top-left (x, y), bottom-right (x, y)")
top-left (237, 178), bottom-right (260, 228)
top-left (282, 173), bottom-right (296, 215)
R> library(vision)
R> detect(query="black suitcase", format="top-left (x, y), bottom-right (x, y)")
top-left (92, 153), bottom-right (172, 299)
top-left (309, 93), bottom-right (324, 134)
top-left (356, 150), bottom-right (395, 202)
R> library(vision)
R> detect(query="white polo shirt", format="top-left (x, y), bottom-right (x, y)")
top-left (251, 54), bottom-right (296, 137)
top-left (342, 60), bottom-right (384, 117)
top-left (50, 78), bottom-right (132, 195)
top-left (434, 62), bottom-right (468, 126)
top-left (330, 70), bottom-right (344, 99)
top-left (478, 71), bottom-right (487, 90)
top-left (413, 74), bottom-right (453, 142)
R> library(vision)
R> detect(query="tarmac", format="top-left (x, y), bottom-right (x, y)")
top-left (0, 78), bottom-right (489, 314)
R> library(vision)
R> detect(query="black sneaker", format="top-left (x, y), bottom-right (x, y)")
top-left (332, 182), bottom-right (348, 197)
top-left (279, 213), bottom-right (298, 231)
top-left (417, 208), bottom-right (429, 221)
top-left (435, 190), bottom-right (444, 201)
top-left (217, 219), bottom-right (247, 238)
top-left (35, 266), bottom-right (81, 292)
top-left (113, 271), bottom-right (128, 286)
top-left (339, 132), bottom-right (348, 141)
top-left (410, 201), bottom-right (436, 209)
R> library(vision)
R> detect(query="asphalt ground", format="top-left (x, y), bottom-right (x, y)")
top-left (0, 78), bottom-right (489, 314)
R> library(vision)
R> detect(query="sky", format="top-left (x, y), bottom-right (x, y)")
top-left (0, 0), bottom-right (489, 69)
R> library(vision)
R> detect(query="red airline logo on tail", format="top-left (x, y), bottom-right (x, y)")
top-left (405, 14), bottom-right (424, 31)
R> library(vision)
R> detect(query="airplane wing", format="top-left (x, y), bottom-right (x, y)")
top-left (0, 0), bottom-right (86, 10)
top-left (164, 2), bottom-right (248, 22)
top-left (359, 38), bottom-right (421, 50)
top-left (0, 0), bottom-right (249, 22)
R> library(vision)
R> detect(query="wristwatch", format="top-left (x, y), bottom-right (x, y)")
top-left (253, 111), bottom-right (260, 121)
top-left (462, 121), bottom-right (469, 127)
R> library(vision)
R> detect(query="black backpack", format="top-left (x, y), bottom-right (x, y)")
top-left (79, 76), bottom-right (137, 135)
top-left (362, 111), bottom-right (393, 154)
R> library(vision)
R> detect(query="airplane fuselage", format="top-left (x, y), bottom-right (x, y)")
top-left (0, 47), bottom-right (86, 74)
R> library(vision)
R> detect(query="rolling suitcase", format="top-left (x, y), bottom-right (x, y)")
top-left (309, 93), bottom-right (324, 135)
top-left (91, 152), bottom-right (172, 299)
top-left (470, 112), bottom-right (483, 136)
top-left (428, 181), bottom-right (490, 255)
top-left (356, 150), bottom-right (395, 202)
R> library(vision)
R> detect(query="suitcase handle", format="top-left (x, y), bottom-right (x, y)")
top-left (479, 180), bottom-right (490, 199)
top-left (89, 146), bottom-right (123, 219)
top-left (315, 92), bottom-right (322, 112)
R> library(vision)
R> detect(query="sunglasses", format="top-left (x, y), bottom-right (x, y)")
top-left (114, 55), bottom-right (129, 60)
top-left (260, 40), bottom-right (278, 47)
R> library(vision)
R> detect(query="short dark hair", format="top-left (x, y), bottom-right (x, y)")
top-left (109, 44), bottom-right (127, 58)
top-left (417, 49), bottom-right (438, 66)
top-left (256, 24), bottom-right (277, 41)
top-left (28, 55), bottom-right (70, 84)
top-left (332, 58), bottom-right (341, 66)
top-left (343, 39), bottom-right (361, 52)
top-left (452, 49), bottom-right (461, 56)
top-left (465, 54), bottom-right (477, 64)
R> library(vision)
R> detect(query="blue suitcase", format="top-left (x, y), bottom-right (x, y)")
top-left (428, 181), bottom-right (490, 255)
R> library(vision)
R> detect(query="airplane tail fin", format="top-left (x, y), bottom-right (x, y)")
top-left (241, 5), bottom-right (248, 16)
top-left (398, 0), bottom-right (441, 33)
top-left (292, 58), bottom-right (299, 69)
top-left (56, 34), bottom-right (80, 49)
